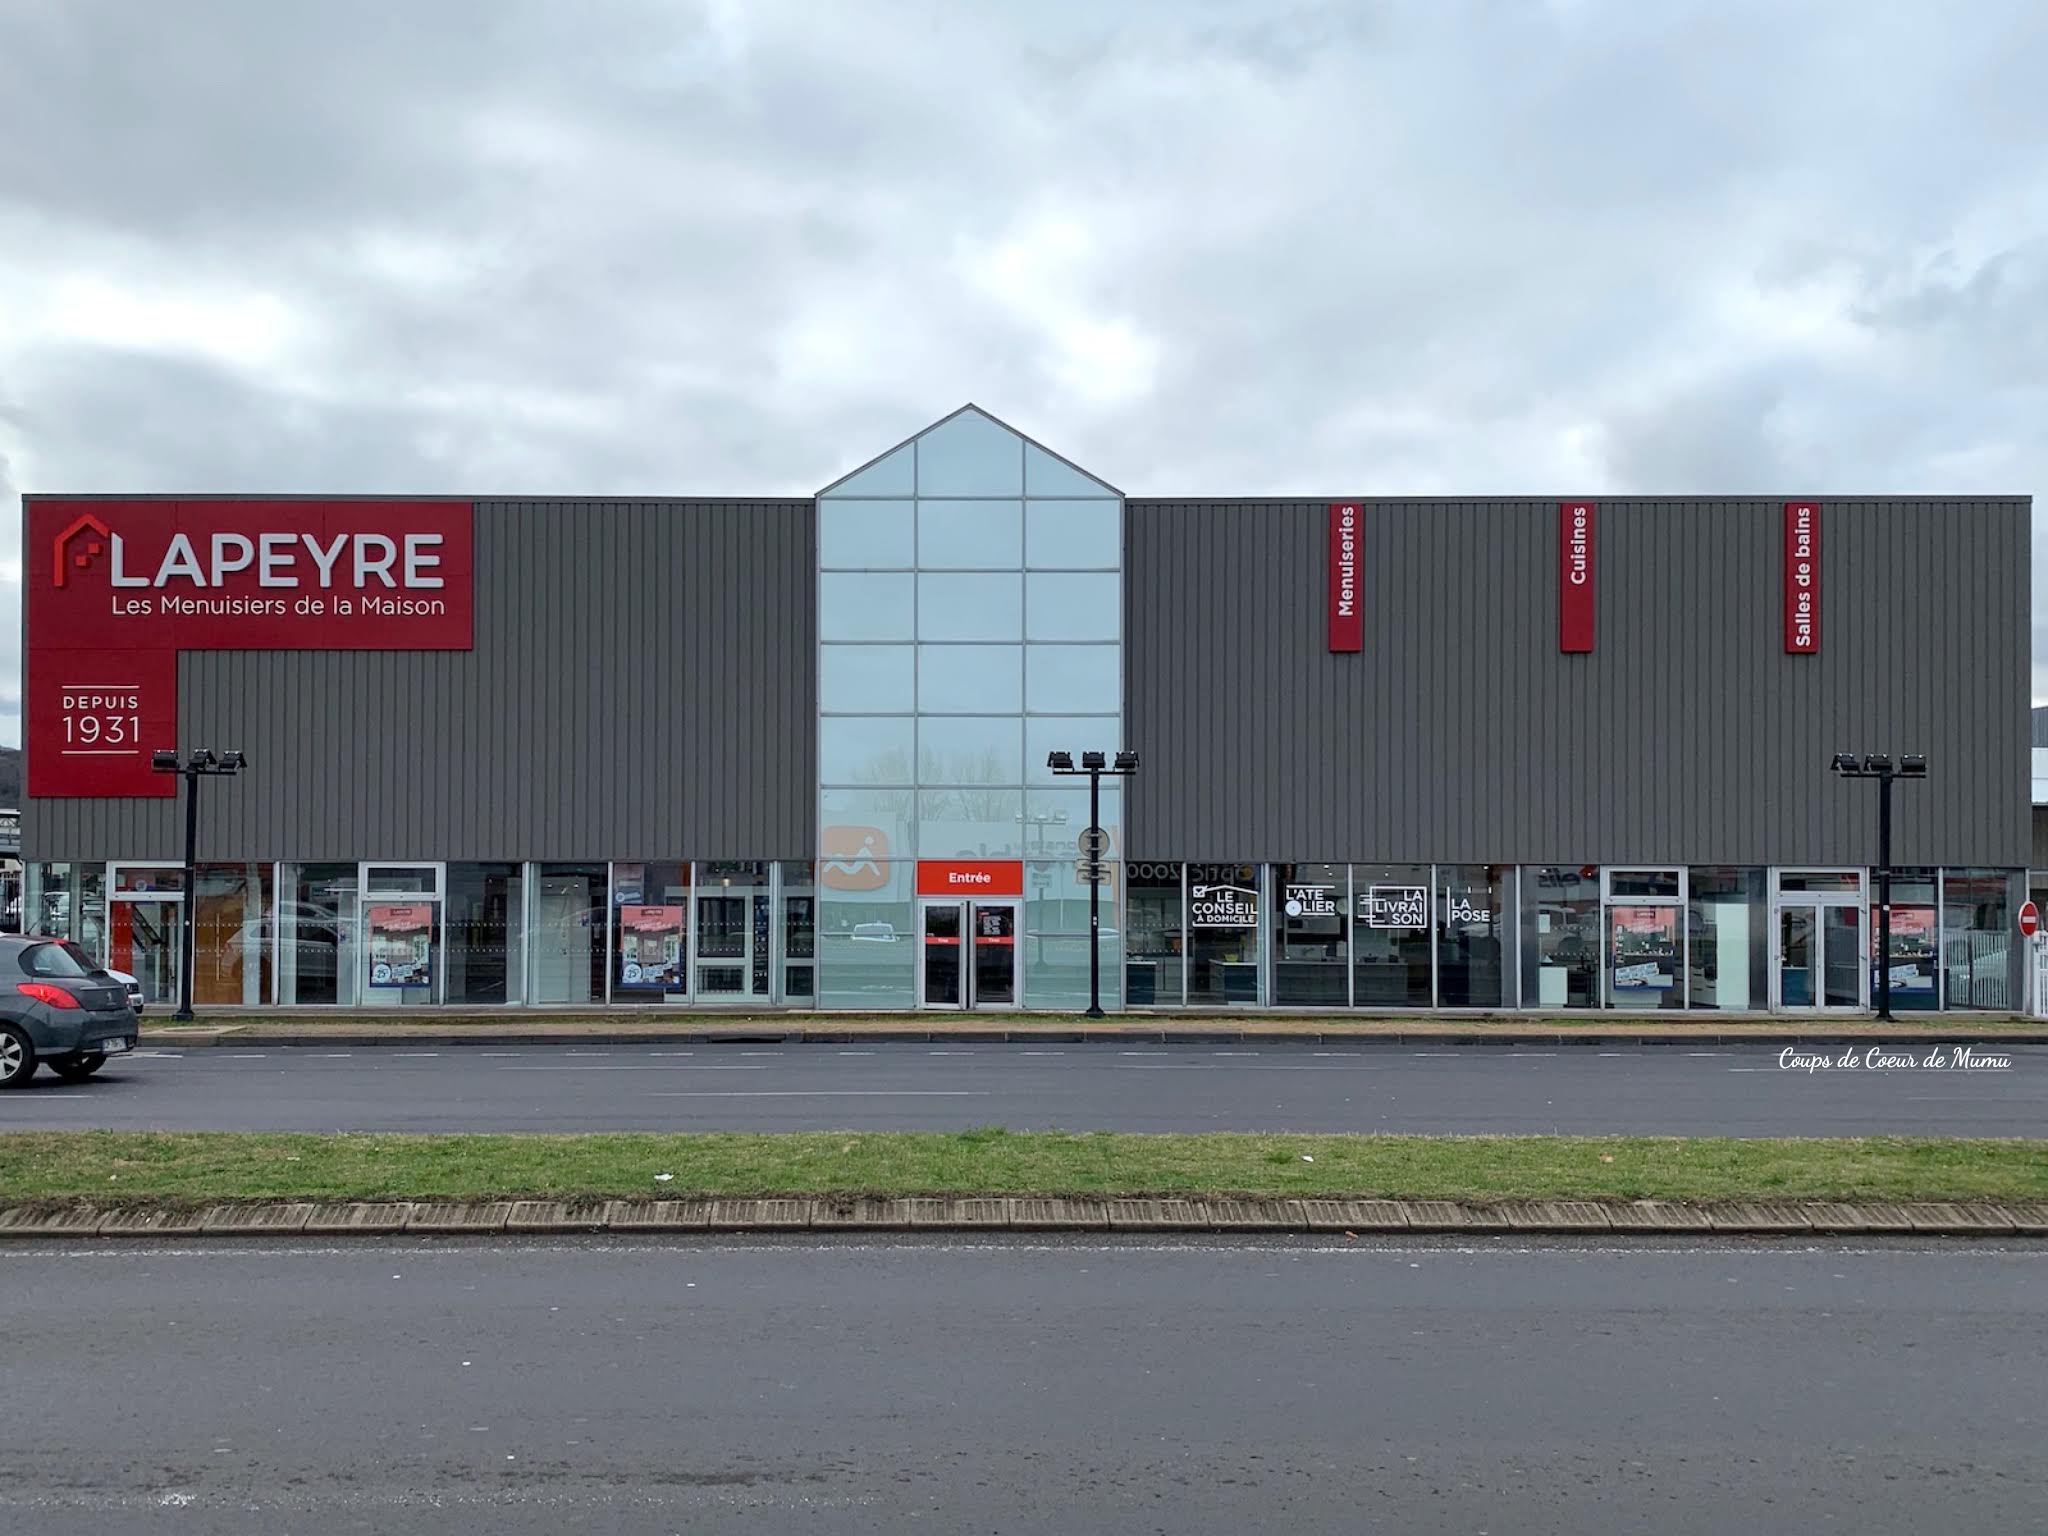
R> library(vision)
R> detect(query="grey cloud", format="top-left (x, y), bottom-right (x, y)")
top-left (2, 0), bottom-right (2047, 746)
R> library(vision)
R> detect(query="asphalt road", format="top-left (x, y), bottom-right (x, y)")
top-left (0, 1235), bottom-right (2041, 1533)
top-left (4, 1040), bottom-right (2044, 1134)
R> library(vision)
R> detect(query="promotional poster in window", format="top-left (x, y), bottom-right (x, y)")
top-left (617, 905), bottom-right (685, 988)
top-left (365, 904), bottom-right (434, 988)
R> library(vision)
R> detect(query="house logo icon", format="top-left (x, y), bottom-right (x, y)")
top-left (51, 513), bottom-right (113, 589)
top-left (820, 825), bottom-right (890, 890)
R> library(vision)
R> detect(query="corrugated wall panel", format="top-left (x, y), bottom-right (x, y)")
top-left (1124, 496), bottom-right (2029, 867)
top-left (25, 499), bottom-right (817, 862)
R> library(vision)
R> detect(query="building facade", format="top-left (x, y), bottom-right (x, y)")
top-left (20, 407), bottom-right (2033, 1013)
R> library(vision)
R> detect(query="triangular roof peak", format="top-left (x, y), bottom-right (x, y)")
top-left (819, 403), bottom-right (1121, 498)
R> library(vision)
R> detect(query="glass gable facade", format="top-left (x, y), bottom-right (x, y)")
top-left (816, 407), bottom-right (1122, 1009)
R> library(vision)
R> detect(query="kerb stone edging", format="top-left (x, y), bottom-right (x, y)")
top-left (0, 1198), bottom-right (2043, 1240)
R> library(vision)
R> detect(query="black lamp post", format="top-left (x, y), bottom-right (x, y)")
top-left (151, 748), bottom-right (247, 1021)
top-left (1830, 751), bottom-right (1927, 1021)
top-left (1047, 748), bottom-right (1139, 1019)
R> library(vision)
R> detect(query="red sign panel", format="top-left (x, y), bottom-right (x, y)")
top-left (1783, 501), bottom-right (1820, 654)
top-left (2020, 901), bottom-right (2039, 938)
top-left (916, 860), bottom-right (1024, 897)
top-left (27, 498), bottom-right (474, 797)
top-left (1558, 501), bottom-right (1595, 652)
top-left (1327, 502), bottom-right (1361, 652)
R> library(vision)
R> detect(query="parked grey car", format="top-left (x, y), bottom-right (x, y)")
top-left (0, 936), bottom-right (139, 1087)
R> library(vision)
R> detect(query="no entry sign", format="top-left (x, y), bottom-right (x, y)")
top-left (2019, 901), bottom-right (2039, 938)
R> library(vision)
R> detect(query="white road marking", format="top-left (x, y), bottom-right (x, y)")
top-left (927, 1050), bottom-right (980, 1055)
top-left (648, 1089), bottom-right (990, 1098)
top-left (228, 1053), bottom-right (267, 1059)
top-left (837, 1050), bottom-right (876, 1056)
top-left (1411, 1052), bottom-right (1461, 1057)
top-left (1022, 1050), bottom-right (1065, 1056)
top-left (1313, 1051), bottom-right (1363, 1057)
top-left (1211, 1051), bottom-right (1260, 1056)
top-left (479, 1052), bottom-right (524, 1058)
top-left (564, 1051), bottom-right (610, 1057)
top-left (739, 1051), bottom-right (783, 1057)
top-left (644, 1051), bottom-right (694, 1057)
top-left (498, 1064), bottom-right (767, 1072)
top-left (394, 1053), bottom-right (440, 1058)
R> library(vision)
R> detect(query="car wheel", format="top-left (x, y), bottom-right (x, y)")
top-left (0, 1025), bottom-right (36, 1088)
top-left (51, 1053), bottom-right (107, 1083)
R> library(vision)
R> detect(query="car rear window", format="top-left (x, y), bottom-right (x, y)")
top-left (21, 941), bottom-right (97, 979)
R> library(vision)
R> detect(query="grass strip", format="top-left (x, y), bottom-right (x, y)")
top-left (1, 1130), bottom-right (2043, 1207)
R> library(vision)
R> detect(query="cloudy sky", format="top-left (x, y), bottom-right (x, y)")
top-left (2, 0), bottom-right (2045, 745)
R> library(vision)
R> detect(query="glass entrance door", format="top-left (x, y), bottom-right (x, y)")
top-left (1778, 902), bottom-right (1865, 1009)
top-left (109, 897), bottom-right (182, 1006)
top-left (970, 901), bottom-right (1017, 1007)
top-left (920, 902), bottom-right (965, 1008)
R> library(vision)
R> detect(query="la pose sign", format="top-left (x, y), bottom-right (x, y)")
top-left (28, 498), bottom-right (474, 797)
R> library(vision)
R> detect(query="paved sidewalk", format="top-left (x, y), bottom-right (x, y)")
top-left (4, 1195), bottom-right (2045, 1239)
top-left (138, 1010), bottom-right (2048, 1048)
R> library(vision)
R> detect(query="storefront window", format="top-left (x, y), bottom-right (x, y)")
top-left (1187, 863), bottom-right (1260, 1006)
top-left (818, 861), bottom-right (915, 1008)
top-left (1024, 860), bottom-right (1115, 1010)
top-left (280, 863), bottom-right (358, 1005)
top-left (1352, 864), bottom-right (1432, 1007)
top-left (25, 862), bottom-right (106, 956)
top-left (780, 862), bottom-right (816, 1001)
top-left (193, 863), bottom-right (274, 1006)
top-left (446, 863), bottom-right (524, 1005)
top-left (532, 863), bottom-right (608, 1005)
top-left (1871, 869), bottom-right (1938, 1012)
top-left (696, 861), bottom-right (771, 1001)
top-left (1521, 866), bottom-right (1599, 1009)
top-left (1273, 864), bottom-right (1347, 1005)
top-left (1606, 905), bottom-right (1682, 1010)
top-left (1941, 869), bottom-right (2021, 1010)
top-left (1438, 865), bottom-right (1513, 1007)
top-left (608, 862), bottom-right (689, 1004)
top-left (1124, 863), bottom-right (1184, 1006)
top-left (1685, 867), bottom-right (1766, 1010)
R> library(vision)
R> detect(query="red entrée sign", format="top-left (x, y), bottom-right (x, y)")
top-left (916, 860), bottom-right (1024, 896)
top-left (1327, 502), bottom-right (1361, 652)
top-left (1783, 501), bottom-right (1820, 654)
top-left (28, 498), bottom-right (474, 797)
top-left (1558, 501), bottom-right (1595, 652)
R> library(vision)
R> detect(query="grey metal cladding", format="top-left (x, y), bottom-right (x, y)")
top-left (25, 499), bottom-right (818, 862)
top-left (1124, 497), bottom-right (2030, 867)
top-left (2032, 806), bottom-right (2048, 868)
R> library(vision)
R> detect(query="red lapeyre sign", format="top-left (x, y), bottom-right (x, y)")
top-left (1327, 502), bottom-right (1361, 652)
top-left (1558, 501), bottom-right (1595, 652)
top-left (1783, 501), bottom-right (1820, 654)
top-left (915, 860), bottom-right (1024, 897)
top-left (27, 498), bottom-right (474, 798)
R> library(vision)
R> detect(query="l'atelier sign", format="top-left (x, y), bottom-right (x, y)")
top-left (28, 498), bottom-right (474, 797)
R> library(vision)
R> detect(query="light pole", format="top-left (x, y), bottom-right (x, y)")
top-left (1830, 752), bottom-right (1927, 1021)
top-left (151, 748), bottom-right (247, 1022)
top-left (1046, 748), bottom-right (1138, 1018)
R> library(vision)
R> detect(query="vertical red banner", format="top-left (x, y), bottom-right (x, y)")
top-left (1327, 501), bottom-right (1359, 651)
top-left (1784, 501), bottom-right (1820, 653)
top-left (1558, 501), bottom-right (1595, 652)
top-left (1327, 502), bottom-right (1361, 652)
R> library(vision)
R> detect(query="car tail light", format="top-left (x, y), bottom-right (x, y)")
top-left (15, 982), bottom-right (82, 1010)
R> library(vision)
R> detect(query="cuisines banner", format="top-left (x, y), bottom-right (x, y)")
top-left (1557, 501), bottom-right (1594, 652)
top-left (27, 499), bottom-right (474, 797)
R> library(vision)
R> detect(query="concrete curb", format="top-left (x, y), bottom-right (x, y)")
top-left (2, 1197), bottom-right (2043, 1240)
top-left (136, 1029), bottom-right (2048, 1049)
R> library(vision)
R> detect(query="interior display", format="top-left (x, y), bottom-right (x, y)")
top-left (365, 904), bottom-right (433, 989)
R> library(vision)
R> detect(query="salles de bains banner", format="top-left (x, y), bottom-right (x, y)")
top-left (1783, 500), bottom-right (1820, 654)
top-left (28, 499), bottom-right (474, 797)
